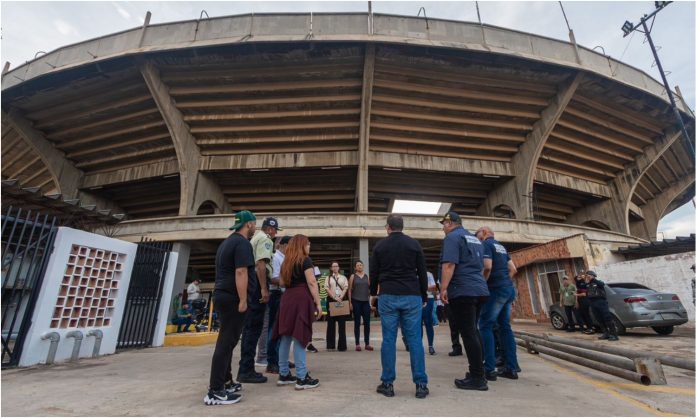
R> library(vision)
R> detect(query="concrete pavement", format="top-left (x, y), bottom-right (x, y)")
top-left (2, 322), bottom-right (693, 416)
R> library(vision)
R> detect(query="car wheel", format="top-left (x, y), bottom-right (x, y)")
top-left (611, 315), bottom-right (626, 335)
top-left (651, 325), bottom-right (674, 335)
top-left (550, 312), bottom-right (566, 330)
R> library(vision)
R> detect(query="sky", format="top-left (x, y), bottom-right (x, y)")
top-left (1, 1), bottom-right (694, 238)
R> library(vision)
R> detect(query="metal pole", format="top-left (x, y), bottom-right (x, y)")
top-left (519, 335), bottom-right (637, 371)
top-left (516, 339), bottom-right (651, 385)
top-left (641, 20), bottom-right (694, 159)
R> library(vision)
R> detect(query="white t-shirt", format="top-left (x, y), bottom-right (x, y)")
top-left (271, 250), bottom-right (285, 291)
top-left (426, 272), bottom-right (436, 299)
top-left (187, 283), bottom-right (200, 301)
top-left (327, 273), bottom-right (349, 301)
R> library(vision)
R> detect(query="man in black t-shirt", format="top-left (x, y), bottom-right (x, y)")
top-left (204, 210), bottom-right (257, 406)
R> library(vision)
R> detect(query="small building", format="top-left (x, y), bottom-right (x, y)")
top-left (509, 234), bottom-right (695, 323)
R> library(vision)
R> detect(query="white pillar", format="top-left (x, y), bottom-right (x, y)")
top-left (167, 242), bottom-right (191, 321)
top-left (359, 239), bottom-right (370, 275)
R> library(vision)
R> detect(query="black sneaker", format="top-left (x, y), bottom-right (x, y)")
top-left (485, 370), bottom-right (498, 381)
top-left (583, 329), bottom-right (595, 335)
top-left (266, 364), bottom-right (279, 374)
top-left (498, 369), bottom-right (519, 380)
top-left (428, 346), bottom-right (436, 355)
top-left (454, 376), bottom-right (488, 391)
top-left (277, 373), bottom-right (297, 386)
top-left (295, 374), bottom-right (320, 390)
top-left (224, 380), bottom-right (242, 394)
top-left (238, 372), bottom-right (268, 384)
top-left (448, 348), bottom-right (463, 357)
top-left (204, 389), bottom-right (242, 405)
top-left (306, 344), bottom-right (318, 353)
top-left (608, 335), bottom-right (619, 341)
top-left (415, 383), bottom-right (429, 399)
top-left (597, 333), bottom-right (610, 340)
top-left (377, 382), bottom-right (395, 397)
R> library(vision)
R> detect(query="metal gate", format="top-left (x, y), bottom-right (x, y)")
top-left (1, 207), bottom-right (58, 368)
top-left (117, 239), bottom-right (172, 349)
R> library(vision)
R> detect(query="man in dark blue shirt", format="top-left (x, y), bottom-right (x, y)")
top-left (476, 226), bottom-right (520, 381)
top-left (439, 211), bottom-right (489, 391)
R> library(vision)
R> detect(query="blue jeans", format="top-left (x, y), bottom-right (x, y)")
top-left (421, 298), bottom-right (434, 347)
top-left (279, 336), bottom-right (307, 379)
top-left (479, 285), bottom-right (519, 373)
top-left (266, 290), bottom-right (283, 366)
top-left (378, 294), bottom-right (428, 385)
top-left (432, 300), bottom-right (439, 325)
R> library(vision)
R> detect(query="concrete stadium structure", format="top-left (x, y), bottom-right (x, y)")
top-left (2, 13), bottom-right (694, 283)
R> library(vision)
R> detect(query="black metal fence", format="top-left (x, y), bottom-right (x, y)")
top-left (1, 207), bottom-right (58, 368)
top-left (117, 239), bottom-right (172, 349)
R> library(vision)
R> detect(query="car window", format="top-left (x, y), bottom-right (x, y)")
top-left (608, 286), bottom-right (656, 295)
top-left (607, 283), bottom-right (652, 290)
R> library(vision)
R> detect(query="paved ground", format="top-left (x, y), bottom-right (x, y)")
top-left (2, 321), bottom-right (694, 416)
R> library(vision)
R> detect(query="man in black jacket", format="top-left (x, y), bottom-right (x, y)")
top-left (585, 271), bottom-right (619, 341)
top-left (370, 215), bottom-right (429, 399)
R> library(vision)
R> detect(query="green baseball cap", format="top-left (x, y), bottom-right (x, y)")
top-left (229, 210), bottom-right (257, 230)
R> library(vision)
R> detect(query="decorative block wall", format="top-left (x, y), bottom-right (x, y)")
top-left (51, 245), bottom-right (125, 329)
top-left (19, 228), bottom-right (138, 367)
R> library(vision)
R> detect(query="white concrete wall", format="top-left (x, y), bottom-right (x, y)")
top-left (19, 228), bottom-right (137, 367)
top-left (152, 252), bottom-right (178, 347)
top-left (594, 251), bottom-right (695, 321)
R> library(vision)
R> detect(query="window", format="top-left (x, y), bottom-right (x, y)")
top-left (526, 268), bottom-right (540, 315)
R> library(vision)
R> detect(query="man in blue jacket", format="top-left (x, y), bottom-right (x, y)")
top-left (439, 212), bottom-right (490, 391)
top-left (476, 226), bottom-right (520, 381)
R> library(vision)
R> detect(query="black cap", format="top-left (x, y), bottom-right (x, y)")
top-left (262, 217), bottom-right (282, 231)
top-left (586, 270), bottom-right (597, 277)
top-left (279, 236), bottom-right (291, 245)
top-left (439, 211), bottom-right (462, 224)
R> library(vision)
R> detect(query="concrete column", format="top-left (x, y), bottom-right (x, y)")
top-left (356, 44), bottom-right (376, 212)
top-left (359, 238), bottom-right (370, 275)
top-left (478, 72), bottom-right (583, 220)
top-left (140, 61), bottom-right (230, 216)
top-left (167, 242), bottom-right (192, 321)
top-left (628, 176), bottom-right (694, 240)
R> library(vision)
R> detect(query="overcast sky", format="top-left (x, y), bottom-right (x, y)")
top-left (1, 1), bottom-right (694, 238)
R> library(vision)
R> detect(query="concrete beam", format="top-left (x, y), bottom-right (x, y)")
top-left (111, 212), bottom-right (645, 245)
top-left (81, 159), bottom-right (180, 188)
top-left (200, 151), bottom-right (359, 171)
top-left (140, 61), bottom-right (229, 215)
top-left (478, 72), bottom-right (583, 219)
top-left (534, 169), bottom-right (611, 198)
top-left (357, 44), bottom-right (375, 212)
top-left (630, 176), bottom-right (694, 241)
top-left (3, 109), bottom-right (79, 197)
top-left (617, 128), bottom-right (685, 231)
top-left (369, 152), bottom-right (512, 177)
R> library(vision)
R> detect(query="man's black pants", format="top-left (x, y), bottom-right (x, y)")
top-left (578, 297), bottom-right (593, 329)
top-left (209, 291), bottom-right (246, 391)
top-left (590, 298), bottom-right (616, 336)
top-left (237, 298), bottom-right (267, 375)
top-left (449, 296), bottom-right (487, 378)
top-left (563, 305), bottom-right (576, 329)
top-left (445, 303), bottom-right (462, 351)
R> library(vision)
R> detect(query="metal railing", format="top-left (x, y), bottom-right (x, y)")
top-left (1, 206), bottom-right (57, 367)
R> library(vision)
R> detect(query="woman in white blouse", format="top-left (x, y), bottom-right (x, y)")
top-left (325, 261), bottom-right (349, 351)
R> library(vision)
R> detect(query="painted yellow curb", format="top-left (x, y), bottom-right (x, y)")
top-left (164, 331), bottom-right (218, 346)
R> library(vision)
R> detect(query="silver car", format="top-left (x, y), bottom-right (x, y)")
top-left (549, 282), bottom-right (688, 335)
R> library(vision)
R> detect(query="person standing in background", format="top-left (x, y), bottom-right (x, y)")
top-left (325, 261), bottom-right (349, 352)
top-left (349, 260), bottom-right (373, 352)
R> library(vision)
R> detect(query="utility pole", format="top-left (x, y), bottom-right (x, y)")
top-left (621, 1), bottom-right (694, 161)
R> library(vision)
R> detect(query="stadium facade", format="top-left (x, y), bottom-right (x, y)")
top-left (2, 13), bottom-right (694, 286)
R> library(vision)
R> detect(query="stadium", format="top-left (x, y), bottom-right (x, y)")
top-left (2, 12), bottom-right (694, 283)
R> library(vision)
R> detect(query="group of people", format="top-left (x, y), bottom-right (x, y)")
top-left (203, 210), bottom-right (521, 405)
top-left (559, 271), bottom-right (620, 341)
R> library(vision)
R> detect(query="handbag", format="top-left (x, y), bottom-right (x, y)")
top-left (329, 300), bottom-right (350, 316)
top-left (328, 275), bottom-right (349, 317)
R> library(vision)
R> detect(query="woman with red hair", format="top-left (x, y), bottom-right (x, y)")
top-left (272, 234), bottom-right (323, 390)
